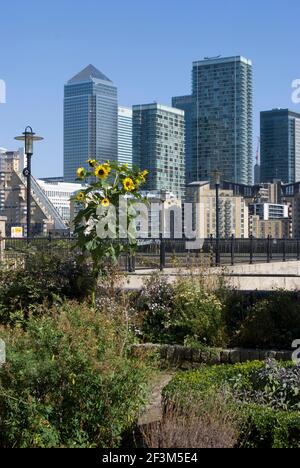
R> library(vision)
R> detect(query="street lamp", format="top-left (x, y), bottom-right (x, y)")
top-left (211, 169), bottom-right (222, 266)
top-left (15, 127), bottom-right (43, 238)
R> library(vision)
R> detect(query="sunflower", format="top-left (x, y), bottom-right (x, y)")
top-left (142, 170), bottom-right (149, 177)
top-left (123, 177), bottom-right (135, 192)
top-left (101, 197), bottom-right (110, 207)
top-left (87, 159), bottom-right (97, 168)
top-left (76, 192), bottom-right (85, 202)
top-left (95, 165), bottom-right (109, 180)
top-left (103, 163), bottom-right (111, 174)
top-left (76, 167), bottom-right (86, 179)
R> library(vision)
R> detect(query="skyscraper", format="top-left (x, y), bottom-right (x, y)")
top-left (254, 163), bottom-right (261, 185)
top-left (260, 109), bottom-right (300, 184)
top-left (132, 103), bottom-right (185, 199)
top-left (192, 56), bottom-right (253, 185)
top-left (172, 95), bottom-right (194, 185)
top-left (118, 106), bottom-right (133, 167)
top-left (64, 65), bottom-right (118, 182)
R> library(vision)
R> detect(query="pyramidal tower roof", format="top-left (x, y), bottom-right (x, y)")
top-left (68, 65), bottom-right (112, 84)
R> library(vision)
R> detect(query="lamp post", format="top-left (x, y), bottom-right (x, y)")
top-left (15, 127), bottom-right (43, 238)
top-left (211, 169), bottom-right (222, 266)
top-left (159, 190), bottom-right (167, 271)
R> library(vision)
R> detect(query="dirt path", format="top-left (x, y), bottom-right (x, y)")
top-left (138, 372), bottom-right (174, 426)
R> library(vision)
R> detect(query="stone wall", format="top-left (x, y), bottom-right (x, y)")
top-left (132, 344), bottom-right (293, 369)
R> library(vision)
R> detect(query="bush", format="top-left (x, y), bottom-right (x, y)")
top-left (239, 404), bottom-right (300, 449)
top-left (163, 361), bottom-right (300, 448)
top-left (135, 275), bottom-right (175, 344)
top-left (0, 249), bottom-right (94, 325)
top-left (171, 278), bottom-right (226, 347)
top-left (232, 359), bottom-right (300, 411)
top-left (135, 275), bottom-right (226, 347)
top-left (235, 292), bottom-right (300, 349)
top-left (0, 301), bottom-right (150, 448)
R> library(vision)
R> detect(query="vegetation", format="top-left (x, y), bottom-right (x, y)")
top-left (133, 275), bottom-right (300, 350)
top-left (230, 292), bottom-right (300, 349)
top-left (1, 224), bottom-right (300, 448)
top-left (163, 361), bottom-right (300, 448)
top-left (134, 275), bottom-right (227, 347)
top-left (0, 301), bottom-right (151, 448)
top-left (141, 389), bottom-right (241, 449)
top-left (0, 249), bottom-right (93, 325)
top-left (73, 160), bottom-right (148, 299)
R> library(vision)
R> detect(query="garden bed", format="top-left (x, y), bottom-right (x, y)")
top-left (163, 361), bottom-right (300, 448)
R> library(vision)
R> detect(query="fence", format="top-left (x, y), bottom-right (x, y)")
top-left (1, 235), bottom-right (300, 272)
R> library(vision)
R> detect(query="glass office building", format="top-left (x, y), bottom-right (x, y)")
top-left (192, 56), bottom-right (253, 185)
top-left (172, 95), bottom-right (194, 185)
top-left (132, 103), bottom-right (185, 199)
top-left (118, 106), bottom-right (133, 167)
top-left (64, 64), bottom-right (118, 182)
top-left (260, 109), bottom-right (300, 184)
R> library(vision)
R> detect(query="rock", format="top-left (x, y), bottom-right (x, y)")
top-left (230, 349), bottom-right (241, 364)
top-left (220, 350), bottom-right (231, 364)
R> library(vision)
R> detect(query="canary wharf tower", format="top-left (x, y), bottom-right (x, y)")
top-left (64, 65), bottom-right (118, 182)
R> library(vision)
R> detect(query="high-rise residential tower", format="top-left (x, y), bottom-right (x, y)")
top-left (192, 56), bottom-right (253, 185)
top-left (132, 103), bottom-right (185, 199)
top-left (172, 95), bottom-right (194, 185)
top-left (260, 109), bottom-right (300, 184)
top-left (118, 106), bottom-right (133, 167)
top-left (64, 65), bottom-right (118, 182)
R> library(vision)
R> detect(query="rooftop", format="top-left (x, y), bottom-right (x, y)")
top-left (68, 64), bottom-right (112, 84)
top-left (261, 108), bottom-right (300, 118)
top-left (132, 103), bottom-right (184, 116)
top-left (193, 55), bottom-right (252, 67)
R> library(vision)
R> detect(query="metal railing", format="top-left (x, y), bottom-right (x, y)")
top-left (1, 235), bottom-right (300, 272)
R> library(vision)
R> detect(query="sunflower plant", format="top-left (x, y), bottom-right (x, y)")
top-left (73, 159), bottom-right (148, 298)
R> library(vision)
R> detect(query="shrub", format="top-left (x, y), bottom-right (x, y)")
top-left (163, 361), bottom-right (300, 448)
top-left (135, 275), bottom-right (175, 344)
top-left (233, 359), bottom-right (300, 411)
top-left (239, 404), bottom-right (300, 449)
top-left (0, 301), bottom-right (150, 448)
top-left (171, 278), bottom-right (226, 347)
top-left (0, 249), bottom-right (94, 325)
top-left (135, 275), bottom-right (227, 347)
top-left (235, 292), bottom-right (300, 349)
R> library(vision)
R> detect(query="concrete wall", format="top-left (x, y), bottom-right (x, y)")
top-left (123, 261), bottom-right (300, 291)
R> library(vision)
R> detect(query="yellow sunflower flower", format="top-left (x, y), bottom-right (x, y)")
top-left (76, 167), bottom-right (86, 179)
top-left (142, 170), bottom-right (149, 177)
top-left (103, 163), bottom-right (111, 174)
top-left (123, 177), bottom-right (135, 192)
top-left (76, 192), bottom-right (85, 202)
top-left (95, 165), bottom-right (109, 180)
top-left (87, 159), bottom-right (97, 168)
top-left (101, 198), bottom-right (110, 207)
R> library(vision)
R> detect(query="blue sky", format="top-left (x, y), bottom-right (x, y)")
top-left (0, 0), bottom-right (300, 177)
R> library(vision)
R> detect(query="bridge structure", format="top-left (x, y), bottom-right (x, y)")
top-left (2, 235), bottom-right (300, 291)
